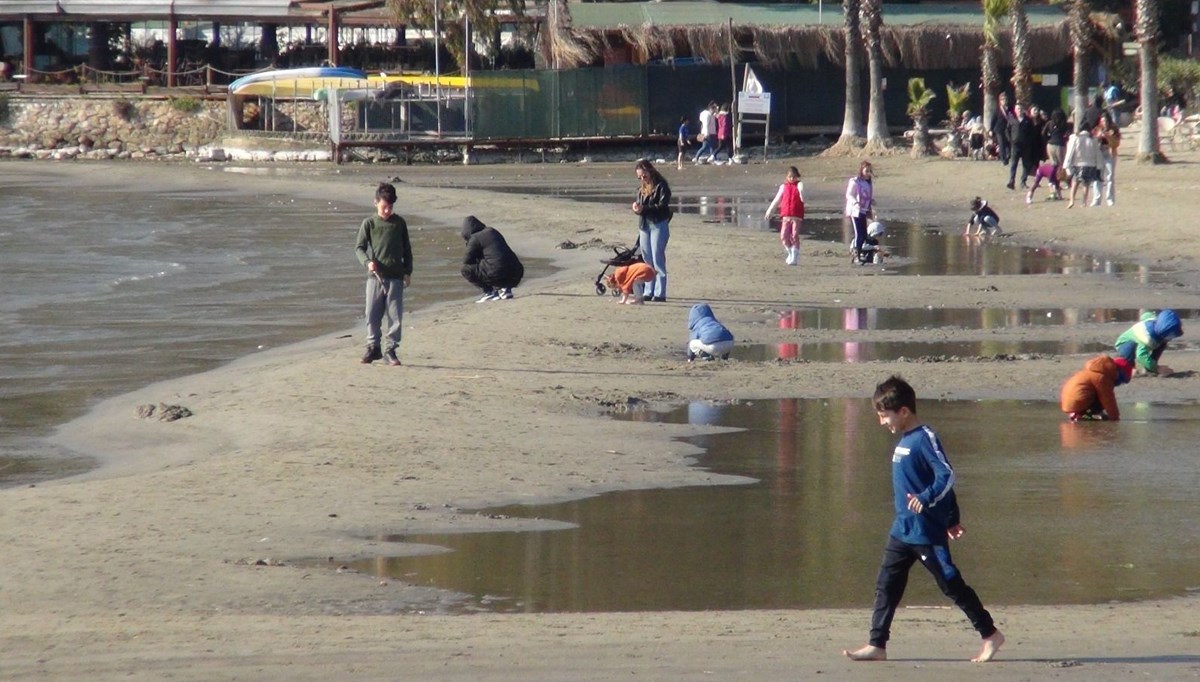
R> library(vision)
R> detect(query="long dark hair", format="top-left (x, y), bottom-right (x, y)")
top-left (635, 158), bottom-right (667, 197)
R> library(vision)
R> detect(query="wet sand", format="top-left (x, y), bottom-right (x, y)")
top-left (3, 150), bottom-right (1200, 680)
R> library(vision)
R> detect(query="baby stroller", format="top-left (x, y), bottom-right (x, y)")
top-left (594, 239), bottom-right (644, 296)
top-left (854, 221), bottom-right (888, 265)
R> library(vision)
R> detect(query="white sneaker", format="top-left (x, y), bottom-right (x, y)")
top-left (498, 288), bottom-right (514, 300)
top-left (476, 291), bottom-right (500, 303)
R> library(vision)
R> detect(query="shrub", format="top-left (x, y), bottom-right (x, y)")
top-left (170, 97), bottom-right (202, 114)
top-left (113, 98), bottom-right (135, 121)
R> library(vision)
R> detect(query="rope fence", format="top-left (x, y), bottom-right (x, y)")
top-left (8, 62), bottom-right (261, 90)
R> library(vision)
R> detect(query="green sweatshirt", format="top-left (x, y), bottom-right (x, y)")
top-left (355, 214), bottom-right (412, 280)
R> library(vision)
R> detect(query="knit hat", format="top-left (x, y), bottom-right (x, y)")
top-left (1112, 357), bottom-right (1133, 385)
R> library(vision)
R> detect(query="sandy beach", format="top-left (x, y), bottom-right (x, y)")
top-left (3, 147), bottom-right (1200, 681)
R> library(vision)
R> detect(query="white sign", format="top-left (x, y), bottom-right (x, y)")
top-left (1041, 73), bottom-right (1059, 87)
top-left (738, 91), bottom-right (771, 115)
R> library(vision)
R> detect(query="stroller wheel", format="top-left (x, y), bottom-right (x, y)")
top-left (595, 282), bottom-right (607, 296)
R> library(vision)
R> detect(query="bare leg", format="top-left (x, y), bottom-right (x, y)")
top-left (971, 631), bottom-right (1005, 663)
top-left (843, 645), bottom-right (887, 661)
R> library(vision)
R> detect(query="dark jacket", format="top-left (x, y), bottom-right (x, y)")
top-left (461, 216), bottom-right (524, 288)
top-left (1009, 114), bottom-right (1037, 148)
top-left (635, 180), bottom-right (673, 228)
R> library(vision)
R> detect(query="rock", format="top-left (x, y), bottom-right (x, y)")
top-left (134, 402), bottom-right (193, 421)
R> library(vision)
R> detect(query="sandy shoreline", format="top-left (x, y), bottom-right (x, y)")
top-left (4, 152), bottom-right (1200, 680)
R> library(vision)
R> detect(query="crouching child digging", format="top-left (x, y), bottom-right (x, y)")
top-left (844, 376), bottom-right (1004, 664)
top-left (686, 303), bottom-right (734, 361)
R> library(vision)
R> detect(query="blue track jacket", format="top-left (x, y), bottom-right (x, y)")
top-left (890, 424), bottom-right (961, 546)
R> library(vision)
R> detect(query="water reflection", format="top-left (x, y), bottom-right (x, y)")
top-left (351, 399), bottom-right (1200, 613)
top-left (732, 340), bottom-right (1109, 363)
top-left (765, 307), bottom-right (1199, 332)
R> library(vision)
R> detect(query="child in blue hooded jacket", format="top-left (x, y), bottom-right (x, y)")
top-left (687, 303), bottom-right (734, 361)
top-left (1114, 309), bottom-right (1183, 376)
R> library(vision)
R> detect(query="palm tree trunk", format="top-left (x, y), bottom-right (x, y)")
top-left (1068, 0), bottom-right (1091, 130)
top-left (839, 0), bottom-right (864, 141)
top-left (1010, 0), bottom-right (1031, 104)
top-left (860, 0), bottom-right (889, 145)
top-left (1135, 0), bottom-right (1165, 162)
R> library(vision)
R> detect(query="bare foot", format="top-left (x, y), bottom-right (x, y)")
top-left (971, 631), bottom-right (1005, 663)
top-left (843, 645), bottom-right (887, 661)
top-left (1066, 201), bottom-right (1075, 209)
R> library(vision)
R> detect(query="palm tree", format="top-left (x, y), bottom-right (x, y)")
top-left (1067, 0), bottom-right (1092, 130)
top-left (860, 0), bottom-right (890, 148)
top-left (1135, 0), bottom-right (1166, 162)
top-left (980, 0), bottom-right (1008, 133)
top-left (387, 0), bottom-right (523, 70)
top-left (907, 78), bottom-right (937, 157)
top-left (1009, 0), bottom-right (1031, 104)
top-left (836, 0), bottom-right (865, 147)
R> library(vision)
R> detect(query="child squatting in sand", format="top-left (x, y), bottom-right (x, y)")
top-left (605, 262), bottom-right (657, 305)
top-left (843, 376), bottom-right (1004, 664)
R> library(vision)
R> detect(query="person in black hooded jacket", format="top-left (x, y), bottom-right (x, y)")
top-left (461, 215), bottom-right (525, 301)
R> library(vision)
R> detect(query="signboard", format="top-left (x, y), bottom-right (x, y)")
top-left (738, 91), bottom-right (771, 115)
top-left (1040, 73), bottom-right (1059, 87)
top-left (1122, 41), bottom-right (1139, 56)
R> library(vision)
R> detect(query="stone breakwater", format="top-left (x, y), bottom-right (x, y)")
top-left (0, 95), bottom-right (333, 161)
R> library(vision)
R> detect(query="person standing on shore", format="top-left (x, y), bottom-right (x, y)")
top-left (764, 165), bottom-right (805, 265)
top-left (843, 376), bottom-right (1004, 664)
top-left (845, 161), bottom-right (875, 263)
top-left (632, 159), bottom-right (672, 302)
top-left (354, 182), bottom-right (412, 366)
top-left (676, 115), bottom-right (691, 170)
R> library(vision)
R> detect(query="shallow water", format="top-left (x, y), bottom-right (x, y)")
top-left (352, 398), bottom-right (1200, 613)
top-left (728, 339), bottom-right (1110, 363)
top-left (0, 165), bottom-right (511, 487)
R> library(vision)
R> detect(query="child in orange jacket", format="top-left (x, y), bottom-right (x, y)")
top-left (1060, 354), bottom-right (1133, 421)
top-left (606, 262), bottom-right (657, 305)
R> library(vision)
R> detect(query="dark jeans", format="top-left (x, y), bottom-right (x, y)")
top-left (868, 535), bottom-right (996, 648)
top-left (850, 214), bottom-right (869, 253)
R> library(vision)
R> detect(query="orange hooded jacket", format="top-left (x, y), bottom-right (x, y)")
top-left (1060, 354), bottom-right (1128, 420)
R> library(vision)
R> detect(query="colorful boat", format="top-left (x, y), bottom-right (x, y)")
top-left (229, 67), bottom-right (371, 98)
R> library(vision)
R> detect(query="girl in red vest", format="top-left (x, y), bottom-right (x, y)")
top-left (764, 166), bottom-right (806, 265)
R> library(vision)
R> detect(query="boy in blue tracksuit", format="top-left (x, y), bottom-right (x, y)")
top-left (1114, 309), bottom-right (1183, 376)
top-left (844, 376), bottom-right (1004, 664)
top-left (686, 303), bottom-right (734, 361)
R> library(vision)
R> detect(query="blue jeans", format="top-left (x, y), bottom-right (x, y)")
top-left (693, 138), bottom-right (714, 162)
top-left (639, 220), bottom-right (669, 299)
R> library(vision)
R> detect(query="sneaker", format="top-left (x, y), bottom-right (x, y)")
top-left (652, 296), bottom-right (666, 303)
top-left (384, 348), bottom-right (401, 366)
top-left (1025, 193), bottom-right (1033, 205)
top-left (498, 288), bottom-right (514, 300)
top-left (476, 290), bottom-right (499, 303)
top-left (360, 345), bottom-right (382, 364)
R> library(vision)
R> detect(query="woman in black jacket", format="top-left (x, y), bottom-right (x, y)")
top-left (461, 216), bottom-right (525, 301)
top-left (631, 159), bottom-right (673, 302)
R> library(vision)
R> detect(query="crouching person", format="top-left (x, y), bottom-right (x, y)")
top-left (687, 303), bottom-right (735, 361)
top-left (1060, 354), bottom-right (1133, 421)
top-left (461, 215), bottom-right (524, 302)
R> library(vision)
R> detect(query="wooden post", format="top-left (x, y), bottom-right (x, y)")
top-left (327, 5), bottom-right (340, 66)
top-left (167, 13), bottom-right (178, 87)
top-left (23, 16), bottom-right (34, 82)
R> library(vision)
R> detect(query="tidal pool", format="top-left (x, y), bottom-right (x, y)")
top-left (351, 398), bottom-right (1200, 613)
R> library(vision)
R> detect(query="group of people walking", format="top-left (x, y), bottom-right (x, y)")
top-left (987, 92), bottom-right (1120, 208)
top-left (677, 101), bottom-right (734, 169)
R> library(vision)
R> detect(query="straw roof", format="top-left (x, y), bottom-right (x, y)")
top-left (548, 1), bottom-right (1100, 70)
